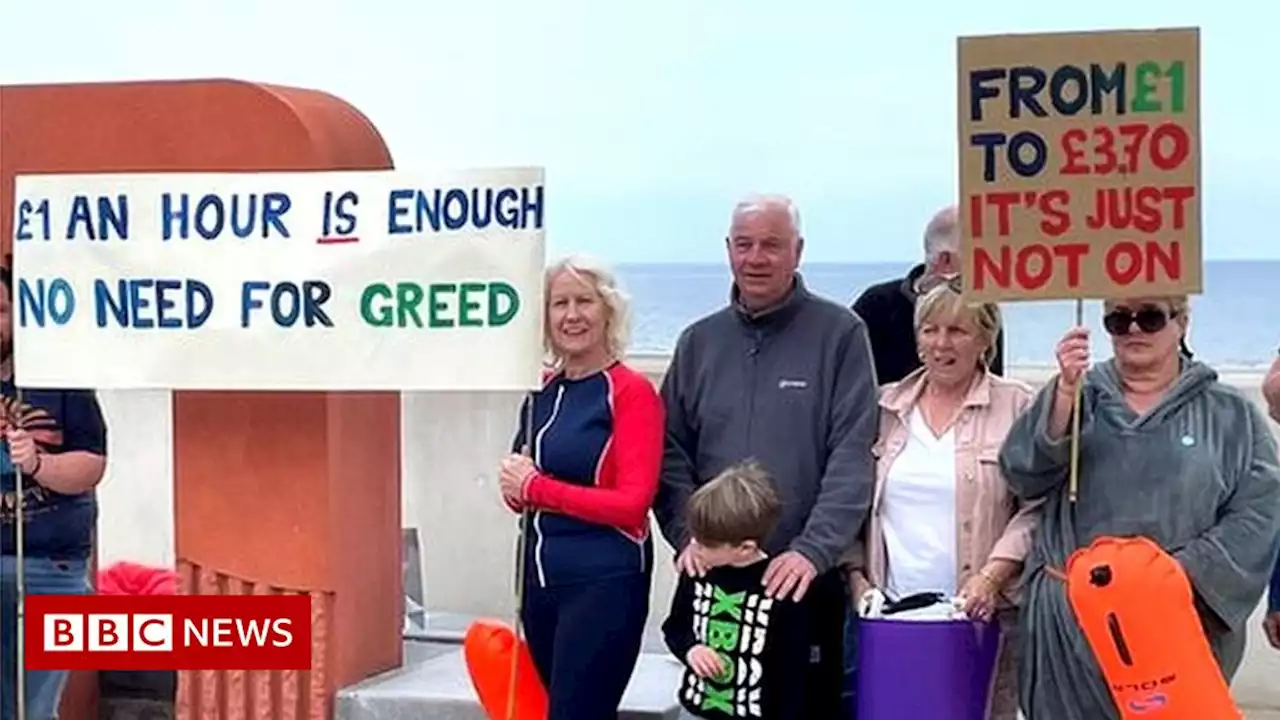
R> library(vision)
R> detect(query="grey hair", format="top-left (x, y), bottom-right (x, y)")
top-left (543, 254), bottom-right (632, 366)
top-left (731, 194), bottom-right (802, 236)
top-left (923, 205), bottom-right (960, 263)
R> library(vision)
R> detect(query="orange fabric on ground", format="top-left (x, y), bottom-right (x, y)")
top-left (464, 619), bottom-right (549, 720)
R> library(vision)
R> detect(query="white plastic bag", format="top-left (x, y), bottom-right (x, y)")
top-left (857, 589), bottom-right (969, 621)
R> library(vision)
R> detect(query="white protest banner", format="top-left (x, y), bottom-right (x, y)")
top-left (11, 167), bottom-right (546, 391)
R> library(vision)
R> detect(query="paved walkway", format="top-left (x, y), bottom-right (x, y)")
top-left (1235, 600), bottom-right (1280, 713)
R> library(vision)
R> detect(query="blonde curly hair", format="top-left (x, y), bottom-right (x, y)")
top-left (914, 280), bottom-right (1002, 369)
top-left (543, 255), bottom-right (632, 368)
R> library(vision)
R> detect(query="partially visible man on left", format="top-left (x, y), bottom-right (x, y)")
top-left (0, 265), bottom-right (109, 720)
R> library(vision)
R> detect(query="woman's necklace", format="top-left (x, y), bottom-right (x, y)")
top-left (920, 390), bottom-right (964, 438)
top-left (562, 354), bottom-right (616, 380)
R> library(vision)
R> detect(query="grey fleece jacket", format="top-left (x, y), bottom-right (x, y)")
top-left (654, 276), bottom-right (879, 573)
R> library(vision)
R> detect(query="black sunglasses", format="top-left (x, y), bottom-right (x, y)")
top-left (1103, 306), bottom-right (1177, 336)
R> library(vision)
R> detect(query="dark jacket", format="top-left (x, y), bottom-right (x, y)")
top-left (654, 276), bottom-right (878, 573)
top-left (663, 558), bottom-right (808, 720)
top-left (1271, 551), bottom-right (1280, 613)
top-left (511, 362), bottom-right (663, 588)
top-left (851, 264), bottom-right (1005, 384)
top-left (0, 381), bottom-right (107, 559)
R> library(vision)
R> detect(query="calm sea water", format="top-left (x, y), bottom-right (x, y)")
top-left (615, 260), bottom-right (1278, 368)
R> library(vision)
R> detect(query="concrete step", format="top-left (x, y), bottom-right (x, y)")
top-left (336, 645), bottom-right (683, 720)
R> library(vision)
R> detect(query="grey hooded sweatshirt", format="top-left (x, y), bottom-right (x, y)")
top-left (654, 276), bottom-right (879, 573)
top-left (999, 359), bottom-right (1280, 720)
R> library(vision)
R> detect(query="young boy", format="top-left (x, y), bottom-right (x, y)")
top-left (662, 461), bottom-right (810, 720)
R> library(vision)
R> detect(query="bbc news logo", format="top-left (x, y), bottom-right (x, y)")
top-left (26, 594), bottom-right (310, 671)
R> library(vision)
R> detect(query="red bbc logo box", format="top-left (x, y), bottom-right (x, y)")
top-left (25, 594), bottom-right (311, 671)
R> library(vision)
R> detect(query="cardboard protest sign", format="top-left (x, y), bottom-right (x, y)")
top-left (10, 167), bottom-right (546, 391)
top-left (957, 28), bottom-right (1201, 302)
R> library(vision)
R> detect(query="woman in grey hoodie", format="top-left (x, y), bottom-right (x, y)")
top-left (998, 295), bottom-right (1280, 719)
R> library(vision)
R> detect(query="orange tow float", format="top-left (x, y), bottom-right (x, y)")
top-left (1064, 536), bottom-right (1241, 720)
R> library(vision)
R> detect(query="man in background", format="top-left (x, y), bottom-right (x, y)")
top-left (656, 194), bottom-right (878, 717)
top-left (851, 205), bottom-right (1005, 383)
top-left (0, 265), bottom-right (109, 720)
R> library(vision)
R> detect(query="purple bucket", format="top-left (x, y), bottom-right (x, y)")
top-left (856, 617), bottom-right (1001, 719)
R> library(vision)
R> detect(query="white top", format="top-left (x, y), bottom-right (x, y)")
top-left (881, 407), bottom-right (959, 599)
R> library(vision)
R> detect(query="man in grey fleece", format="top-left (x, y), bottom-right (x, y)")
top-left (655, 194), bottom-right (879, 717)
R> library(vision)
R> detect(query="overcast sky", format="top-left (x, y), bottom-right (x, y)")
top-left (2, 0), bottom-right (1270, 262)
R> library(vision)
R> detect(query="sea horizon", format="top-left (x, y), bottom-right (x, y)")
top-left (608, 259), bottom-right (1279, 369)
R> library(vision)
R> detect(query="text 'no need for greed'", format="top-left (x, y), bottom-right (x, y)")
top-left (17, 277), bottom-right (524, 331)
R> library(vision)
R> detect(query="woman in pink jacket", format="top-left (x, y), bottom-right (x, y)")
top-left (843, 278), bottom-right (1042, 719)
